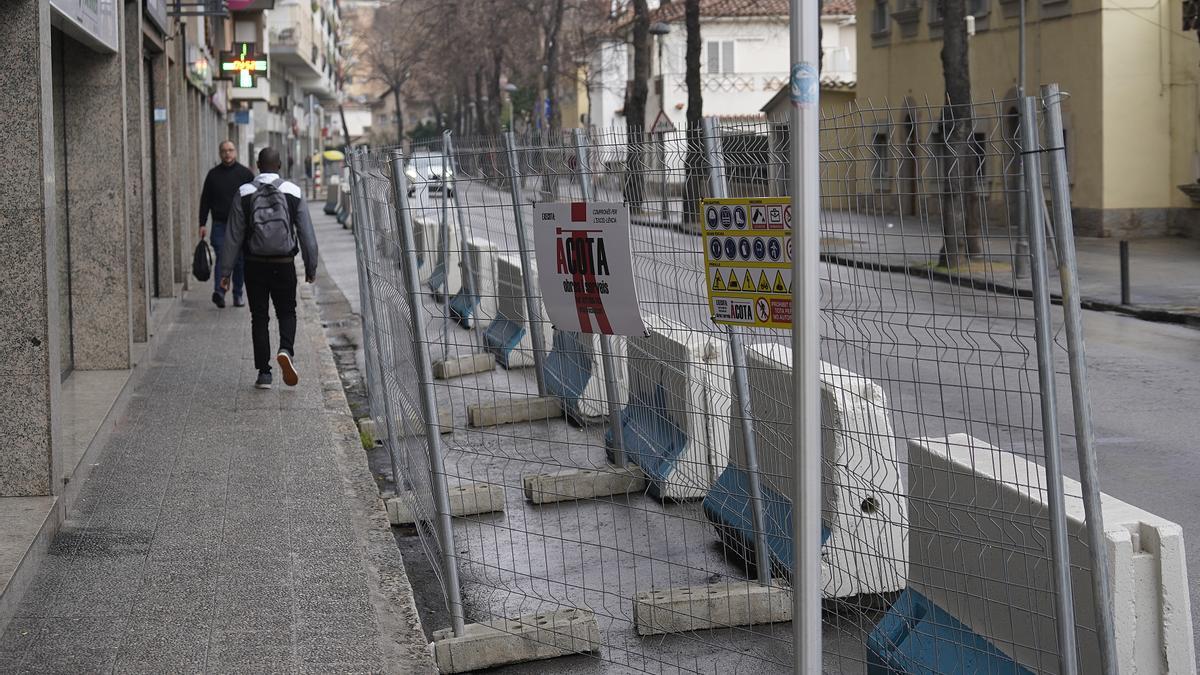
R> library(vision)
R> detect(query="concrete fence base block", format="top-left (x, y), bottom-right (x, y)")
top-left (523, 466), bottom-right (646, 504)
top-left (633, 579), bottom-right (792, 636)
top-left (432, 608), bottom-right (600, 674)
top-left (468, 396), bottom-right (561, 428)
top-left (357, 418), bottom-right (381, 446)
top-left (433, 353), bottom-right (497, 380)
top-left (387, 482), bottom-right (506, 526)
top-left (369, 410), bottom-right (454, 441)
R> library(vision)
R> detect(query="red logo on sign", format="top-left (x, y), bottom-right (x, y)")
top-left (558, 202), bottom-right (613, 334)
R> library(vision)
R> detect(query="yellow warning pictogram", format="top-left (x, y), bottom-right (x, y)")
top-left (727, 269), bottom-right (740, 291)
top-left (742, 270), bottom-right (755, 293)
top-left (773, 271), bottom-right (788, 294)
top-left (757, 271), bottom-right (771, 293)
top-left (712, 271), bottom-right (726, 291)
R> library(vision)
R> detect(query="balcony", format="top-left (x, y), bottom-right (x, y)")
top-left (267, 1), bottom-right (333, 97)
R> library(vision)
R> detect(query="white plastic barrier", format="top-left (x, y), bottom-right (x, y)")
top-left (905, 434), bottom-right (1195, 675)
top-left (484, 254), bottom-right (553, 369)
top-left (704, 343), bottom-right (907, 598)
top-left (612, 315), bottom-right (731, 500)
top-left (450, 237), bottom-right (499, 329)
top-left (412, 212), bottom-right (461, 296)
top-left (542, 331), bottom-right (629, 423)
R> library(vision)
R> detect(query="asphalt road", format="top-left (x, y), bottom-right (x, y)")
top-left (318, 172), bottom-right (1200, 672)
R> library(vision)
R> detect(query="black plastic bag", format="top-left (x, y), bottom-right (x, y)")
top-left (192, 240), bottom-right (212, 282)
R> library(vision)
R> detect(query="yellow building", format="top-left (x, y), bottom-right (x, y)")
top-left (857, 0), bottom-right (1200, 237)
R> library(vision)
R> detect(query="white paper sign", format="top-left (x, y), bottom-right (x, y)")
top-left (533, 202), bottom-right (645, 336)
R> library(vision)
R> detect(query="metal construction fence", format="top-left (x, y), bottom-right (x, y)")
top-left (341, 87), bottom-right (1182, 674)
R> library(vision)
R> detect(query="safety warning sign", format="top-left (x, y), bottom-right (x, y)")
top-left (533, 201), bottom-right (646, 336)
top-left (702, 197), bottom-right (792, 329)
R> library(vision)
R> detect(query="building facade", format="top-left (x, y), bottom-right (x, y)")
top-left (857, 0), bottom-right (1200, 236)
top-left (0, 0), bottom-right (341, 537)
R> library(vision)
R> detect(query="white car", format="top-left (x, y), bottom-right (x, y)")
top-left (405, 152), bottom-right (455, 198)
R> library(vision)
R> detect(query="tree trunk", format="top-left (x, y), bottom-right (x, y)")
top-left (623, 0), bottom-right (651, 208)
top-left (392, 87), bottom-right (405, 146)
top-left (473, 66), bottom-right (485, 137)
top-left (543, 0), bottom-right (566, 134)
top-left (489, 49), bottom-right (503, 136)
top-left (938, 0), bottom-right (982, 268)
top-left (684, 0), bottom-right (705, 224)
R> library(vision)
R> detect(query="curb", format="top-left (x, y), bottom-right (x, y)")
top-left (300, 287), bottom-right (437, 674)
top-left (629, 216), bottom-right (1198, 328)
top-left (820, 253), bottom-right (1200, 328)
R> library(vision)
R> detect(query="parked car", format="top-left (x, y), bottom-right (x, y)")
top-left (406, 152), bottom-right (455, 198)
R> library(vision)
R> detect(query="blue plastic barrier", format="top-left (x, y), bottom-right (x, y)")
top-left (866, 589), bottom-right (1032, 675)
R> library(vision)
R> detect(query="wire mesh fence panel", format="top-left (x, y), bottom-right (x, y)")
top-left (349, 151), bottom-right (450, 601)
top-left (347, 91), bottom-right (1119, 675)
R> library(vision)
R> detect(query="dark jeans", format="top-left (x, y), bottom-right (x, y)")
top-left (244, 260), bottom-right (297, 373)
top-left (210, 221), bottom-right (244, 300)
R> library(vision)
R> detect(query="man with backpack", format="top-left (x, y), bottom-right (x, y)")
top-left (219, 147), bottom-right (319, 390)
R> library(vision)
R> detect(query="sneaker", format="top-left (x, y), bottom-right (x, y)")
top-left (212, 292), bottom-right (226, 309)
top-left (255, 371), bottom-right (273, 389)
top-left (232, 297), bottom-right (245, 307)
top-left (277, 350), bottom-right (299, 387)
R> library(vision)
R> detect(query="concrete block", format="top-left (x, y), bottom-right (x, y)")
top-left (357, 418), bottom-right (380, 446)
top-left (706, 344), bottom-right (906, 597)
top-left (543, 330), bottom-right (629, 423)
top-left (523, 466), bottom-right (646, 504)
top-left (433, 353), bottom-right (496, 380)
top-left (633, 579), bottom-right (791, 636)
top-left (609, 314), bottom-right (730, 500)
top-left (449, 237), bottom-right (499, 329)
top-left (432, 608), bottom-right (600, 674)
top-left (369, 409), bottom-right (454, 440)
top-left (907, 434), bottom-right (1196, 674)
top-left (386, 482), bottom-right (506, 525)
top-left (483, 255), bottom-right (553, 369)
top-left (467, 396), bottom-right (561, 428)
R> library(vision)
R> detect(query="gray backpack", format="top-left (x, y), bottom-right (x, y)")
top-left (241, 178), bottom-right (299, 257)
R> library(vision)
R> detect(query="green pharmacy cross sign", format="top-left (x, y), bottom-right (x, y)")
top-left (219, 42), bottom-right (268, 88)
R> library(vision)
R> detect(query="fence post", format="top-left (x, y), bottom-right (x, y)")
top-left (347, 154), bottom-right (403, 490)
top-left (445, 133), bottom-right (481, 347)
top-left (440, 131), bottom-right (452, 358)
top-left (1020, 96), bottom-right (1079, 675)
top-left (388, 148), bottom-right (467, 637)
top-left (502, 131), bottom-right (549, 395)
top-left (789, 0), bottom-right (824, 667)
top-left (1042, 83), bottom-right (1117, 675)
top-left (571, 128), bottom-right (626, 467)
top-left (702, 117), bottom-right (771, 588)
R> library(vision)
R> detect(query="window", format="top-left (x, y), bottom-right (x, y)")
top-left (873, 0), bottom-right (891, 34)
top-left (871, 132), bottom-right (892, 192)
top-left (706, 41), bottom-right (735, 74)
top-left (929, 0), bottom-right (944, 24)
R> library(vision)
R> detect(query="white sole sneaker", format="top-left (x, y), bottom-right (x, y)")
top-left (277, 351), bottom-right (299, 387)
top-left (255, 382), bottom-right (273, 390)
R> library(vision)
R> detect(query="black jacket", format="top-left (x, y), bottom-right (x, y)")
top-left (199, 161), bottom-right (255, 227)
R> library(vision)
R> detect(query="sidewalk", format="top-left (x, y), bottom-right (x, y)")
top-left (632, 205), bottom-right (1200, 326)
top-left (0, 280), bottom-right (433, 672)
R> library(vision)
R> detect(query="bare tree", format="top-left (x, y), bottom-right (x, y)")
top-left (939, 0), bottom-right (983, 267)
top-left (359, 0), bottom-right (431, 144)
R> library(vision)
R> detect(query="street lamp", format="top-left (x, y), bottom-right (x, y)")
top-left (503, 82), bottom-right (518, 132)
top-left (649, 21), bottom-right (671, 220)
